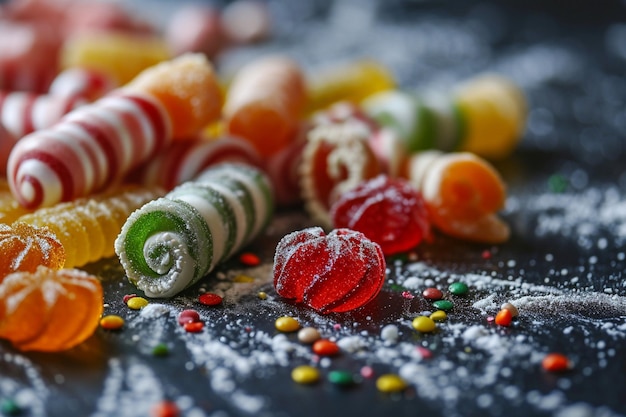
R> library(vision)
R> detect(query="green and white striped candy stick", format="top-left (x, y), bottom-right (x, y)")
top-left (115, 163), bottom-right (274, 298)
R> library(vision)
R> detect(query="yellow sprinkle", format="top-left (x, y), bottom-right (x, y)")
top-left (376, 374), bottom-right (407, 393)
top-left (257, 291), bottom-right (267, 300)
top-left (412, 316), bottom-right (436, 333)
top-left (233, 274), bottom-right (254, 283)
top-left (275, 316), bottom-right (300, 332)
top-left (430, 310), bottom-right (447, 322)
top-left (291, 365), bottom-right (320, 384)
top-left (127, 296), bottom-right (149, 310)
top-left (100, 315), bottom-right (125, 330)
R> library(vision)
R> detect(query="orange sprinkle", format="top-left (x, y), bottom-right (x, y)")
top-left (495, 308), bottom-right (512, 327)
top-left (183, 321), bottom-right (204, 333)
top-left (239, 252), bottom-right (261, 266)
top-left (151, 400), bottom-right (179, 417)
top-left (542, 353), bottom-right (571, 372)
top-left (312, 339), bottom-right (340, 356)
top-left (233, 274), bottom-right (254, 283)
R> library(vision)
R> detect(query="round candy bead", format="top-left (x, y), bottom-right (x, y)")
top-left (0, 398), bottom-right (21, 416)
top-left (542, 353), bottom-right (571, 372)
top-left (198, 293), bottom-right (223, 306)
top-left (298, 327), bottom-right (321, 344)
top-left (184, 321), bottom-right (204, 333)
top-left (177, 309), bottom-right (200, 326)
top-left (448, 282), bottom-right (469, 295)
top-left (432, 300), bottom-right (453, 311)
top-left (328, 370), bottom-right (354, 387)
top-left (495, 308), bottom-right (513, 327)
top-left (152, 343), bottom-right (169, 356)
top-left (127, 296), bottom-right (149, 310)
top-left (312, 339), bottom-right (340, 356)
top-left (412, 316), bottom-right (436, 333)
top-left (376, 374), bottom-right (407, 393)
top-left (291, 365), bottom-right (320, 384)
top-left (429, 310), bottom-right (447, 322)
top-left (257, 291), bottom-right (268, 300)
top-left (100, 315), bottom-right (125, 331)
top-left (275, 316), bottom-right (300, 333)
top-left (151, 400), bottom-right (180, 417)
top-left (239, 252), bottom-right (261, 266)
top-left (501, 302), bottom-right (519, 317)
top-left (422, 287), bottom-right (443, 301)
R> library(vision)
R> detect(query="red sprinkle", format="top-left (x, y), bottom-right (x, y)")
top-left (360, 366), bottom-right (374, 378)
top-left (416, 346), bottom-right (433, 359)
top-left (495, 309), bottom-right (513, 327)
top-left (542, 353), bottom-right (571, 372)
top-left (312, 339), bottom-right (340, 356)
top-left (239, 252), bottom-right (261, 266)
top-left (198, 292), bottom-right (223, 306)
top-left (333, 323), bottom-right (341, 330)
top-left (401, 291), bottom-right (415, 299)
top-left (481, 249), bottom-right (492, 260)
top-left (486, 316), bottom-right (495, 323)
top-left (184, 321), bottom-right (205, 333)
top-left (177, 309), bottom-right (200, 326)
top-left (422, 287), bottom-right (443, 300)
top-left (151, 400), bottom-right (179, 417)
top-left (123, 294), bottom-right (137, 304)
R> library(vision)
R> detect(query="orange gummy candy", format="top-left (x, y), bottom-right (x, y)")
top-left (0, 266), bottom-right (103, 352)
top-left (403, 151), bottom-right (509, 244)
top-left (224, 56), bottom-right (306, 157)
top-left (0, 222), bottom-right (65, 283)
top-left (125, 53), bottom-right (223, 140)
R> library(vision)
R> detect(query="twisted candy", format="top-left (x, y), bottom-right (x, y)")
top-left (7, 91), bottom-right (171, 209)
top-left (17, 186), bottom-right (164, 268)
top-left (115, 163), bottom-right (273, 298)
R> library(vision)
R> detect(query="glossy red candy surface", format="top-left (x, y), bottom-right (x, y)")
top-left (273, 227), bottom-right (385, 314)
top-left (330, 175), bottom-right (430, 255)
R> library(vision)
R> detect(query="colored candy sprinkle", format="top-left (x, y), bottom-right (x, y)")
top-left (151, 400), bottom-right (179, 417)
top-left (184, 321), bottom-right (204, 333)
top-left (448, 282), bottom-right (469, 296)
top-left (100, 315), bottom-right (125, 330)
top-left (401, 291), bottom-right (415, 299)
top-left (257, 291), bottom-right (268, 300)
top-left (501, 302), bottom-right (519, 317)
top-left (152, 343), bottom-right (169, 357)
top-left (416, 346), bottom-right (433, 359)
top-left (291, 365), bottom-right (320, 384)
top-left (239, 252), bottom-right (261, 266)
top-left (328, 370), bottom-right (353, 386)
top-left (542, 353), bottom-right (571, 372)
top-left (312, 339), bottom-right (340, 356)
top-left (432, 300), bottom-right (453, 311)
top-left (275, 316), bottom-right (300, 332)
top-left (422, 287), bottom-right (443, 300)
top-left (198, 292), bottom-right (223, 306)
top-left (429, 310), bottom-right (447, 322)
top-left (177, 309), bottom-right (200, 326)
top-left (548, 174), bottom-right (569, 193)
top-left (376, 374), bottom-right (407, 393)
top-left (233, 274), bottom-right (255, 283)
top-left (481, 249), bottom-right (492, 259)
top-left (412, 316), bottom-right (436, 333)
top-left (360, 366), bottom-right (375, 378)
top-left (495, 309), bottom-right (513, 327)
top-left (127, 296), bottom-right (149, 310)
top-left (0, 398), bottom-right (21, 415)
top-left (123, 294), bottom-right (137, 304)
top-left (298, 327), bottom-right (321, 344)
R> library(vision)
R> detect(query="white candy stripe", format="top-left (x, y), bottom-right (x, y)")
top-left (16, 159), bottom-right (62, 208)
top-left (219, 169), bottom-right (268, 239)
top-left (142, 231), bottom-right (195, 298)
top-left (406, 150), bottom-right (443, 194)
top-left (202, 181), bottom-right (248, 252)
top-left (1, 93), bottom-right (29, 138)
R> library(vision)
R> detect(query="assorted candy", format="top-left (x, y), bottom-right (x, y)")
top-left (0, 265), bottom-right (103, 352)
top-left (273, 227), bottom-right (385, 313)
top-left (115, 163), bottom-right (273, 298)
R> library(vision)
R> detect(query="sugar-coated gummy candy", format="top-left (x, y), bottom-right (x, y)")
top-left (7, 90), bottom-right (171, 209)
top-left (0, 265), bottom-right (103, 352)
top-left (0, 222), bottom-right (65, 282)
top-left (0, 180), bottom-right (30, 224)
top-left (262, 127), bottom-right (307, 207)
top-left (300, 122), bottom-right (381, 227)
top-left (60, 31), bottom-right (170, 86)
top-left (17, 185), bottom-right (164, 268)
top-left (125, 53), bottom-right (223, 140)
top-left (306, 60), bottom-right (395, 114)
top-left (273, 227), bottom-right (386, 314)
top-left (115, 163), bottom-right (273, 298)
top-left (131, 135), bottom-right (262, 191)
top-left (224, 56), bottom-right (306, 157)
top-left (402, 150), bottom-right (509, 243)
top-left (330, 175), bottom-right (430, 255)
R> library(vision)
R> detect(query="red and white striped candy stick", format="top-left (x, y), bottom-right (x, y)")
top-left (7, 91), bottom-right (171, 209)
top-left (48, 67), bottom-right (117, 102)
top-left (0, 91), bottom-right (86, 139)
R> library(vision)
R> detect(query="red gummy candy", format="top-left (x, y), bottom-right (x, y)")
top-left (273, 227), bottom-right (386, 314)
top-left (330, 175), bottom-right (430, 255)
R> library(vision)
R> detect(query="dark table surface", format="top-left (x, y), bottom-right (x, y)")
top-left (2, 1), bottom-right (626, 416)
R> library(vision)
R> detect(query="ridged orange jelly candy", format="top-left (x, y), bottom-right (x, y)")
top-left (0, 222), bottom-right (65, 283)
top-left (0, 266), bottom-right (103, 352)
top-left (125, 53), bottom-right (223, 140)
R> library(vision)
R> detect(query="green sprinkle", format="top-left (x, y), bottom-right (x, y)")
top-left (152, 343), bottom-right (170, 357)
top-left (548, 174), bottom-right (569, 193)
top-left (328, 370), bottom-right (354, 386)
top-left (389, 283), bottom-right (406, 292)
top-left (448, 282), bottom-right (469, 296)
top-left (433, 300), bottom-right (454, 311)
top-left (0, 398), bottom-right (21, 415)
